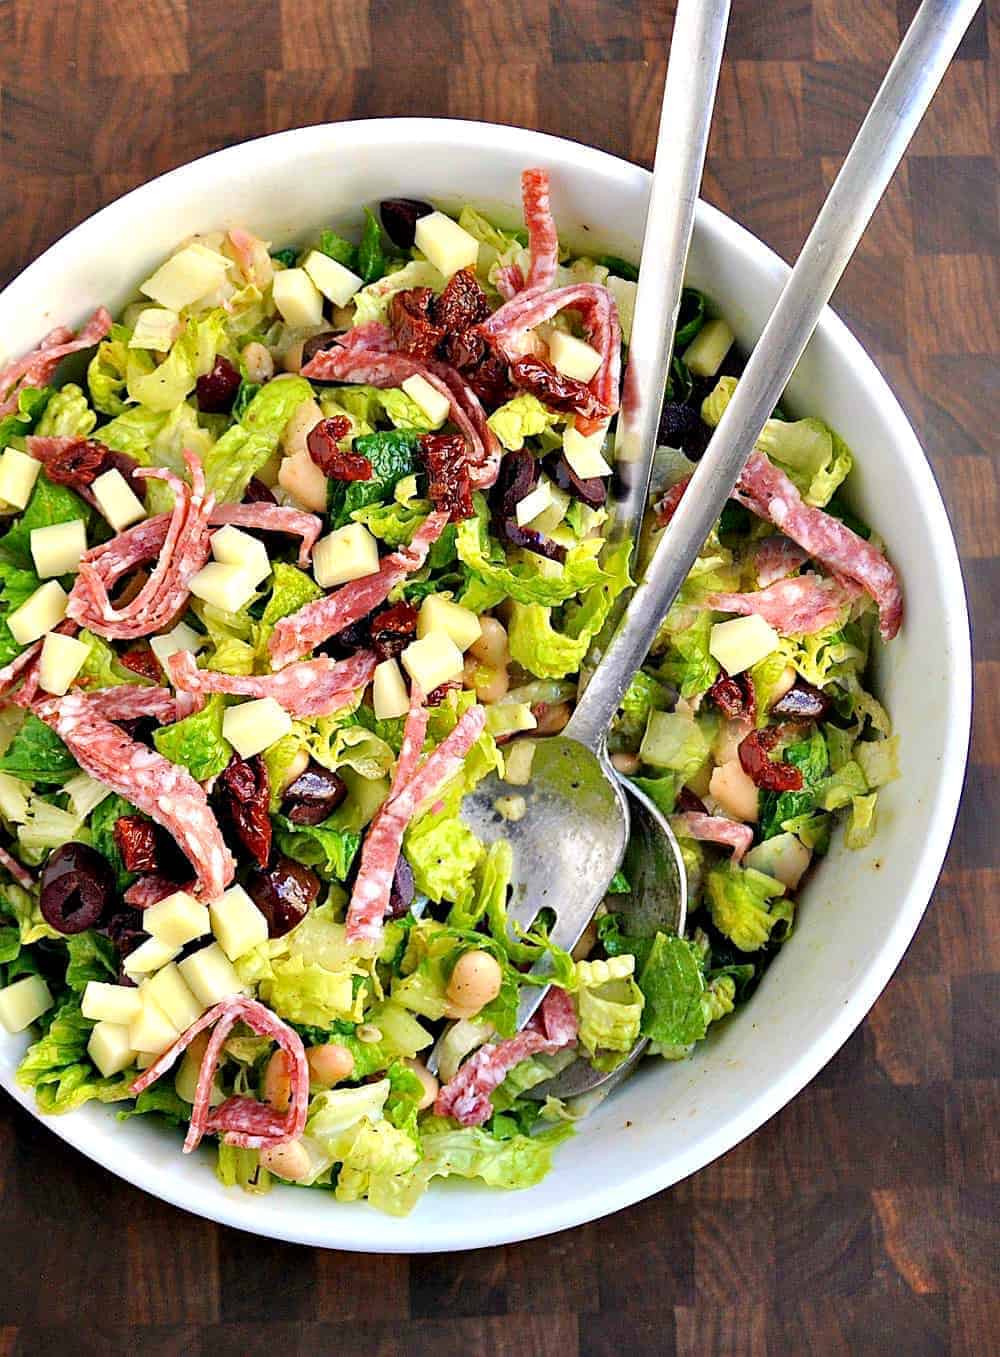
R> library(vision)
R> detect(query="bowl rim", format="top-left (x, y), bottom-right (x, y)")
top-left (0, 117), bottom-right (972, 1252)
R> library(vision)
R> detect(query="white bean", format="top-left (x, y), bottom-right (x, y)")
top-left (469, 617), bottom-right (509, 668)
top-left (445, 950), bottom-right (502, 1017)
top-left (263, 1049), bottom-right (290, 1112)
top-left (242, 341), bottom-right (274, 384)
top-left (404, 1059), bottom-right (439, 1111)
top-left (306, 1042), bottom-right (354, 1086)
top-left (260, 1139), bottom-right (312, 1183)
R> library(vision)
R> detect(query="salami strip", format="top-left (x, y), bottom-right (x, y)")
top-left (434, 987), bottom-right (578, 1127)
top-left (226, 227), bottom-right (272, 289)
top-left (0, 843), bottom-right (34, 890)
top-left (301, 327), bottom-right (501, 489)
top-left (268, 510), bottom-right (449, 669)
top-left (735, 451), bottom-right (903, 640)
top-left (74, 684), bottom-right (180, 723)
top-left (495, 264), bottom-right (525, 301)
top-left (0, 641), bottom-right (44, 702)
top-left (705, 574), bottom-right (861, 637)
top-left (34, 692), bottom-right (234, 898)
top-left (68, 451), bottom-right (214, 640)
top-left (754, 536), bottom-right (809, 588)
top-left (671, 812), bottom-right (754, 863)
top-left (394, 682), bottom-right (429, 789)
top-left (345, 702), bottom-right (485, 946)
top-left (521, 168), bottom-right (560, 291)
top-left (208, 502), bottom-right (322, 568)
top-left (477, 282), bottom-right (621, 435)
top-left (0, 309), bottom-right (112, 417)
top-left (130, 996), bottom-right (308, 1153)
top-left (168, 648), bottom-right (377, 718)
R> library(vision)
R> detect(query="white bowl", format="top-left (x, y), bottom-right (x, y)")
top-left (0, 119), bottom-right (971, 1252)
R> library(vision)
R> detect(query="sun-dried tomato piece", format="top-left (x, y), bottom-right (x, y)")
top-left (114, 815), bottom-right (161, 874)
top-left (216, 754), bottom-right (272, 869)
top-left (771, 680), bottom-right (831, 720)
top-left (41, 438), bottom-right (108, 487)
top-left (196, 355), bottom-right (241, 413)
top-left (426, 680), bottom-right (462, 706)
top-left (738, 727), bottom-right (803, 792)
top-left (467, 351), bottom-right (516, 409)
top-left (420, 433), bottom-right (474, 521)
top-left (439, 328), bottom-right (486, 371)
top-left (370, 600), bottom-right (418, 661)
top-left (306, 417), bottom-right (372, 480)
top-left (432, 268), bottom-right (490, 333)
top-left (119, 647), bottom-right (163, 683)
top-left (655, 475), bottom-right (692, 526)
top-left (707, 670), bottom-right (756, 723)
top-left (389, 288), bottom-right (445, 361)
top-left (509, 354), bottom-right (606, 419)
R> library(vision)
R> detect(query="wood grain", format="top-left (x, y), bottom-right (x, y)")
top-left (0, 2), bottom-right (996, 1353)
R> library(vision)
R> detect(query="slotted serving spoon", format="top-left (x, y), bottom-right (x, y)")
top-left (433, 0), bottom-right (982, 1088)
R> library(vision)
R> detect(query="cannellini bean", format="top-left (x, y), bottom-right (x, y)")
top-left (473, 664), bottom-right (509, 704)
top-left (611, 751), bottom-right (640, 775)
top-left (533, 700), bottom-right (572, 735)
top-left (306, 1042), bottom-right (355, 1086)
top-left (404, 1058), bottom-right (439, 1111)
top-left (713, 718), bottom-right (750, 767)
top-left (709, 759), bottom-right (759, 823)
top-left (469, 617), bottom-right (509, 668)
top-left (278, 448), bottom-right (327, 512)
top-left (446, 950), bottom-right (502, 1017)
top-left (263, 1049), bottom-right (291, 1112)
top-left (280, 397), bottom-right (324, 459)
top-left (260, 1139), bottom-right (312, 1183)
top-left (242, 341), bottom-right (274, 384)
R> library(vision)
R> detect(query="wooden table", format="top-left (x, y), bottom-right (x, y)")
top-left (1, 2), bottom-right (996, 1353)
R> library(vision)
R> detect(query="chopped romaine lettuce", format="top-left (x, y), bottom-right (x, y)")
top-left (153, 694), bottom-right (233, 782)
top-left (34, 383), bottom-right (96, 439)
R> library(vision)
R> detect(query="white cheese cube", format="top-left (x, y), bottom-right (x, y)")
top-left (122, 936), bottom-right (181, 981)
top-left (312, 523), bottom-right (380, 589)
top-left (417, 595), bottom-right (482, 651)
top-left (188, 561), bottom-right (258, 613)
top-left (87, 1021), bottom-right (136, 1077)
top-left (141, 962), bottom-right (205, 1030)
top-left (563, 424), bottom-right (613, 479)
top-left (143, 890), bottom-right (211, 947)
top-left (222, 696), bottom-right (292, 759)
top-left (529, 483), bottom-right (570, 536)
top-left (30, 519), bottom-right (87, 578)
top-left (81, 980), bottom-right (143, 1025)
top-left (0, 974), bottom-right (53, 1033)
top-left (515, 478), bottom-right (556, 528)
top-left (303, 250), bottom-right (364, 307)
top-left (150, 620), bottom-right (205, 671)
top-left (372, 657), bottom-right (410, 721)
top-left (209, 884), bottom-right (269, 962)
top-left (135, 1050), bottom-right (156, 1069)
top-left (606, 275), bottom-right (637, 344)
top-left (178, 942), bottom-right (245, 1008)
top-left (38, 632), bottom-right (91, 696)
top-left (0, 448), bottom-right (42, 510)
top-left (210, 524), bottom-right (270, 584)
top-left (129, 307), bottom-right (181, 351)
top-left (140, 244), bottom-right (231, 311)
top-left (0, 772), bottom-right (30, 824)
top-left (709, 615), bottom-right (780, 676)
top-left (401, 633), bottom-right (464, 694)
top-left (7, 581), bottom-right (68, 646)
top-left (92, 468), bottom-right (146, 532)
top-left (683, 317), bottom-right (735, 378)
top-left (414, 211), bottom-right (479, 278)
top-left (547, 330), bottom-right (603, 383)
top-left (709, 759), bottom-right (759, 823)
top-left (129, 996), bottom-right (181, 1055)
top-left (401, 374), bottom-right (451, 428)
top-left (272, 267), bottom-right (324, 328)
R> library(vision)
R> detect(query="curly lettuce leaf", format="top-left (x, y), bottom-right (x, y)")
top-left (87, 324), bottom-right (131, 416)
top-left (487, 393), bottom-right (562, 451)
top-left (0, 385), bottom-right (53, 451)
top-left (0, 714), bottom-right (78, 785)
top-left (257, 953), bottom-right (363, 1027)
top-left (34, 383), bottom-right (97, 439)
top-left (153, 694), bottom-right (233, 782)
top-left (202, 374), bottom-right (313, 503)
top-left (274, 815), bottom-right (361, 881)
top-left (16, 997), bottom-right (133, 1113)
top-left (0, 473), bottom-right (91, 571)
top-left (706, 861), bottom-right (787, 952)
top-left (329, 429), bottom-right (420, 529)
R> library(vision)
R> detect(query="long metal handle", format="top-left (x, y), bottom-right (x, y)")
top-left (567, 0), bottom-right (981, 751)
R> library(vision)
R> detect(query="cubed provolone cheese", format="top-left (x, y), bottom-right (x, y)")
top-left (401, 374), bottom-right (450, 428)
top-left (515, 478), bottom-right (556, 528)
top-left (92, 468), bottom-right (146, 531)
top-left (141, 962), bottom-right (205, 1030)
top-left (140, 244), bottom-right (231, 311)
top-left (87, 1021), bottom-right (136, 1077)
top-left (143, 890), bottom-right (211, 947)
top-left (81, 980), bottom-right (144, 1025)
top-left (122, 936), bottom-right (181, 981)
top-left (272, 268), bottom-right (324, 328)
top-left (413, 212), bottom-right (479, 277)
top-left (709, 615), bottom-right (780, 676)
top-left (209, 884), bottom-right (269, 962)
top-left (562, 424), bottom-right (613, 479)
top-left (547, 330), bottom-right (603, 383)
top-left (38, 631), bottom-right (91, 696)
top-left (417, 595), bottom-right (482, 651)
top-left (177, 942), bottom-right (245, 1008)
top-left (0, 974), bottom-right (53, 1033)
top-left (312, 523), bottom-right (380, 589)
top-left (372, 657), bottom-right (410, 721)
top-left (7, 581), bottom-right (68, 646)
top-left (150, 620), bottom-right (205, 671)
top-left (211, 524), bottom-right (270, 584)
top-left (129, 996), bottom-right (181, 1055)
top-left (0, 448), bottom-right (41, 510)
top-left (222, 696), bottom-right (292, 759)
top-left (302, 250), bottom-right (364, 308)
top-left (30, 519), bottom-right (87, 578)
top-left (606, 275), bottom-right (637, 343)
top-left (188, 561), bottom-right (259, 613)
top-left (682, 317), bottom-right (735, 378)
top-left (400, 633), bottom-right (464, 694)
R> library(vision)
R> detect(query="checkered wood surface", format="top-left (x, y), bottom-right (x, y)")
top-left (0, 1), bottom-right (996, 1353)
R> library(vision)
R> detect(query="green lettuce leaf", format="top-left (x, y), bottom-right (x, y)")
top-left (0, 473), bottom-right (91, 571)
top-left (0, 560), bottom-right (42, 666)
top-left (758, 728), bottom-right (829, 841)
top-left (706, 861), bottom-right (787, 952)
top-left (153, 694), bottom-right (233, 782)
top-left (202, 375), bottom-right (313, 503)
top-left (655, 610), bottom-right (719, 698)
top-left (845, 792), bottom-right (878, 849)
top-left (487, 393), bottom-right (561, 451)
top-left (636, 933), bottom-right (708, 1046)
top-left (258, 953), bottom-right (362, 1027)
top-left (316, 228), bottom-right (358, 270)
top-left (358, 207), bottom-right (387, 283)
top-left (0, 385), bottom-right (53, 450)
top-left (262, 561), bottom-right (323, 626)
top-left (89, 793), bottom-right (138, 889)
top-left (329, 429), bottom-right (420, 528)
top-left (0, 714), bottom-right (78, 785)
top-left (274, 815), bottom-right (361, 881)
top-left (34, 383), bottom-right (97, 439)
top-left (406, 814), bottom-right (485, 911)
top-left (65, 931), bottom-right (117, 992)
top-left (87, 324), bottom-right (131, 416)
top-left (16, 997), bottom-right (133, 1114)
top-left (352, 260), bottom-right (445, 327)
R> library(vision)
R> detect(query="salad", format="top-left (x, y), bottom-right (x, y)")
top-left (0, 170), bottom-right (901, 1214)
